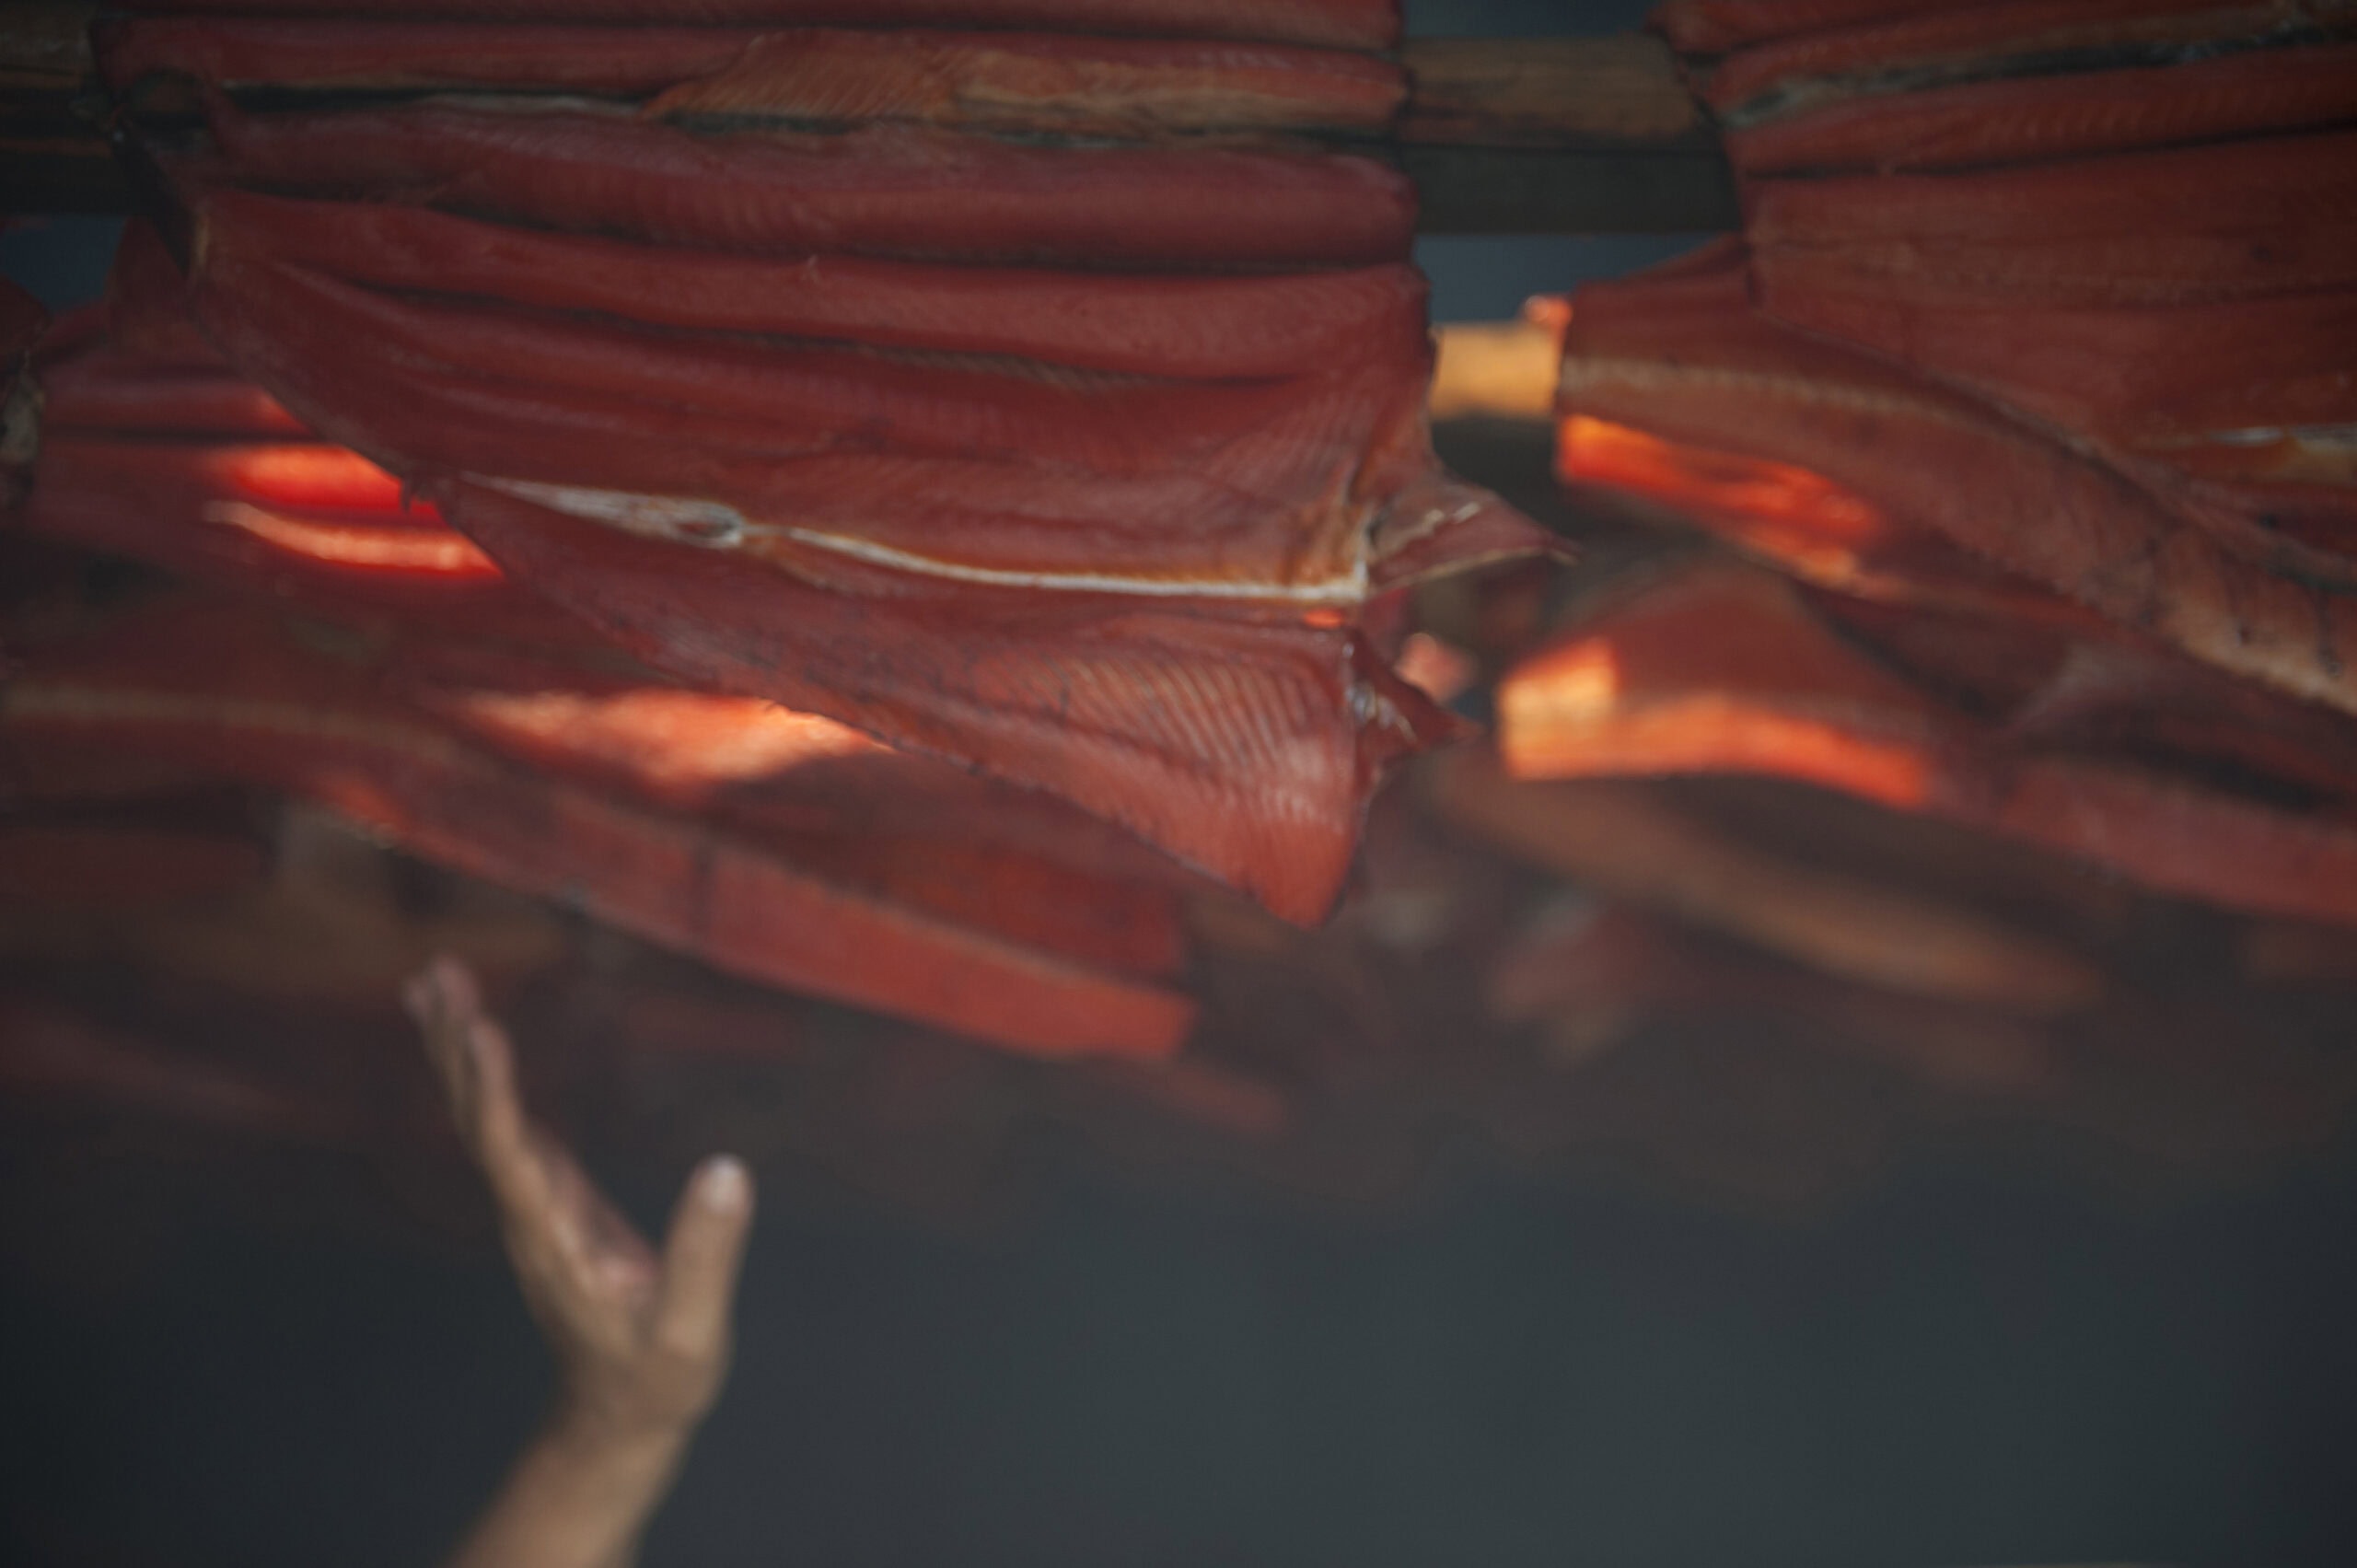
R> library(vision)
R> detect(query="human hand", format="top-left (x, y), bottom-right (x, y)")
top-left (403, 955), bottom-right (754, 1448)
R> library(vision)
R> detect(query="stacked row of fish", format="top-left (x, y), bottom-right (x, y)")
top-left (96, 0), bottom-right (1542, 924)
top-left (1526, 0), bottom-right (2357, 944)
top-left (8, 240), bottom-right (1202, 1062)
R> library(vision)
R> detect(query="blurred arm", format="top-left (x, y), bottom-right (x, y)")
top-left (404, 957), bottom-right (754, 1568)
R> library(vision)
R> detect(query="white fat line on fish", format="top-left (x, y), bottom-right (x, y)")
top-left (471, 477), bottom-right (1372, 605)
top-left (2199, 424), bottom-right (2357, 448)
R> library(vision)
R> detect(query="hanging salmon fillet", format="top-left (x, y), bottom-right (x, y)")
top-left (1429, 749), bottom-right (2103, 1011)
top-left (1494, 557), bottom-right (2357, 927)
top-left (1653, 0), bottom-right (1986, 54)
top-left (106, 1), bottom-right (1538, 923)
top-left (191, 102), bottom-right (1415, 268)
top-left (447, 481), bottom-right (1458, 925)
top-left (1557, 246), bottom-right (2357, 720)
top-left (1554, 415), bottom-right (2357, 805)
top-left (1746, 131), bottom-right (2357, 311)
top-left (8, 296), bottom-right (1205, 1037)
top-left (1724, 40), bottom-right (2357, 175)
top-left (1699, 0), bottom-right (2350, 109)
top-left (104, 20), bottom-right (1408, 139)
top-left (188, 188), bottom-right (1425, 382)
top-left (1555, 412), bottom-right (2100, 627)
top-left (114, 0), bottom-right (1402, 52)
top-left (0, 598), bottom-right (1198, 1061)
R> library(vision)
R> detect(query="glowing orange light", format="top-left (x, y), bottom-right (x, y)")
top-left (214, 445), bottom-right (425, 517)
top-left (1394, 632), bottom-right (1479, 705)
top-left (1557, 414), bottom-right (1891, 554)
top-left (206, 503), bottom-right (501, 575)
top-left (442, 689), bottom-right (885, 805)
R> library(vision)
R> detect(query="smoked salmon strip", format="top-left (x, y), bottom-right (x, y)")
top-left (1556, 249), bottom-right (2357, 719)
top-left (116, 0), bottom-right (1402, 53)
top-left (186, 248), bottom-right (1524, 600)
top-left (1, 603), bottom-right (1196, 1060)
top-left (12, 322), bottom-right (1199, 983)
top-left (99, 18), bottom-right (759, 98)
top-left (1725, 41), bottom-right (2357, 174)
top-left (103, 20), bottom-right (1407, 138)
top-left (1554, 413), bottom-right (2099, 626)
top-left (198, 102), bottom-right (1416, 268)
top-left (1746, 131), bottom-right (2357, 309)
top-left (1485, 904), bottom-right (2060, 1094)
top-left (1556, 412), bottom-right (2357, 805)
top-left (643, 29), bottom-right (1406, 137)
top-left (1430, 752), bottom-right (2103, 1011)
top-left (448, 480), bottom-right (1460, 926)
top-left (1701, 0), bottom-right (2332, 110)
top-left (1653, 0), bottom-right (1983, 54)
top-left (1748, 282), bottom-right (2357, 460)
top-left (17, 434), bottom-right (596, 644)
top-left (95, 11), bottom-right (1517, 926)
top-left (1494, 560), bottom-right (2357, 928)
top-left (193, 187), bottom-right (1430, 381)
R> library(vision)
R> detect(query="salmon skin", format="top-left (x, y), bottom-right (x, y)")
top-left (1555, 413), bottom-right (2103, 626)
top-left (17, 307), bottom-right (1197, 983)
top-left (99, 18), bottom-right (759, 98)
top-left (1726, 39), bottom-right (2357, 173)
top-left (1486, 903), bottom-right (2061, 1093)
top-left (1753, 270), bottom-right (2357, 461)
top-left (1739, 128), bottom-right (2356, 567)
top-left (2, 601), bottom-right (1197, 1060)
top-left (200, 100), bottom-right (1415, 268)
top-left (1654, 0), bottom-right (1985, 54)
top-left (1558, 415), bottom-right (2357, 803)
top-left (176, 221), bottom-right (1524, 923)
top-left (193, 187), bottom-right (1428, 381)
top-left (448, 480), bottom-right (1459, 926)
top-left (18, 434), bottom-right (592, 644)
top-left (114, 0), bottom-right (1402, 53)
top-left (184, 245), bottom-right (1515, 599)
top-left (105, 21), bottom-right (1407, 139)
top-left (643, 29), bottom-right (1406, 138)
top-left (1496, 558), bottom-right (2357, 927)
top-left (1747, 130), bottom-right (2357, 309)
top-left (419, 678), bottom-right (1199, 979)
top-left (114, 15), bottom-right (1519, 925)
top-left (1435, 758), bottom-right (2104, 1016)
top-left (1557, 248), bottom-right (2357, 719)
top-left (1701, 0), bottom-right (2334, 108)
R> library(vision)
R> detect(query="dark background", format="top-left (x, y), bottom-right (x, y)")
top-left (7, 3), bottom-right (2357, 1562)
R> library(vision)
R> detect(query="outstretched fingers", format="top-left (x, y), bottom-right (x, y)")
top-left (403, 956), bottom-right (756, 1435)
top-left (653, 1156), bottom-right (755, 1367)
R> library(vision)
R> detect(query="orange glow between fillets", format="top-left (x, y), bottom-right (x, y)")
top-left (205, 502), bottom-right (502, 575)
top-left (1494, 569), bottom-right (1939, 812)
top-left (214, 443), bottom-right (423, 515)
top-left (437, 689), bottom-right (886, 807)
top-left (1557, 414), bottom-right (1890, 548)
